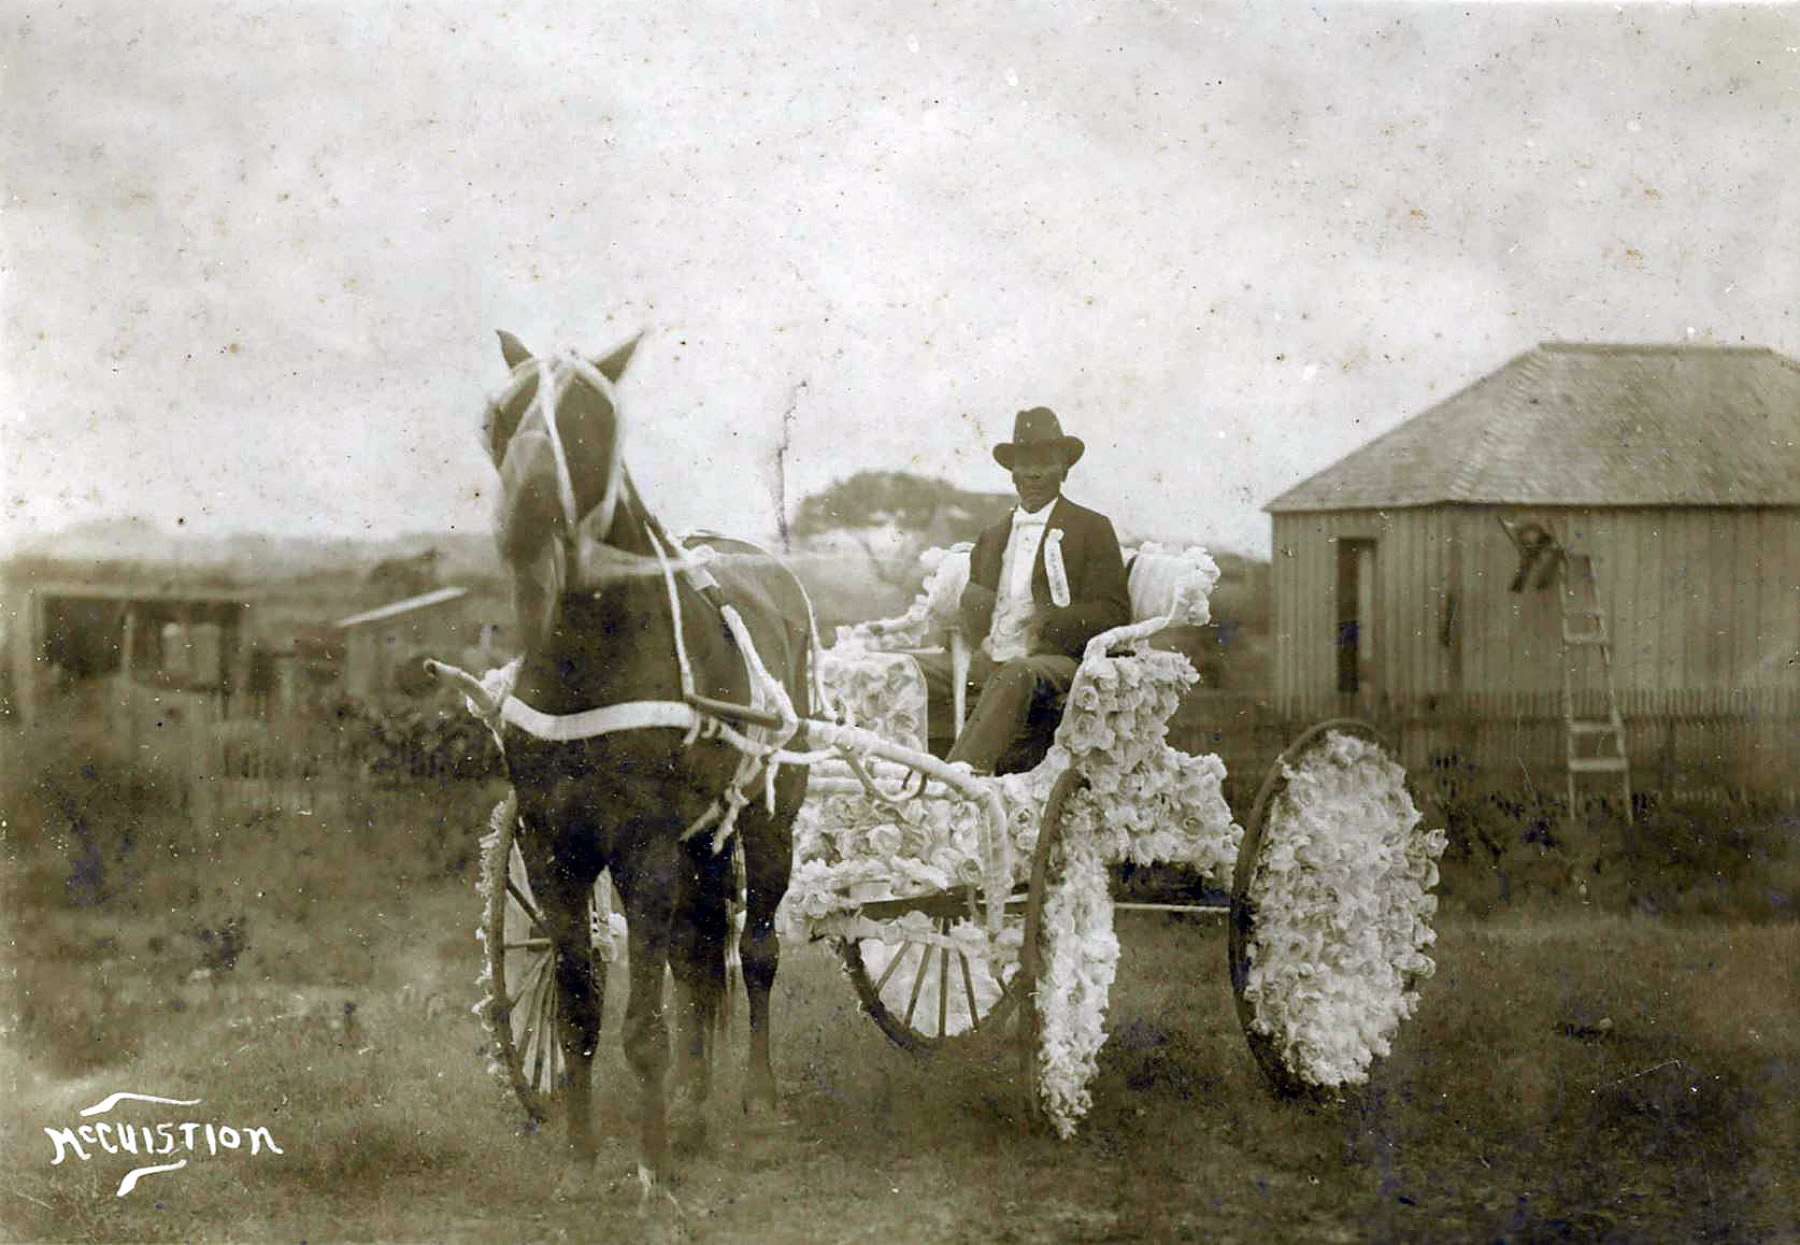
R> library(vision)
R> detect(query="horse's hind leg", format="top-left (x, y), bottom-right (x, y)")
top-left (612, 838), bottom-right (680, 1190)
top-left (530, 860), bottom-right (605, 1164)
top-left (738, 781), bottom-right (797, 1118)
top-left (667, 836), bottom-right (730, 1152)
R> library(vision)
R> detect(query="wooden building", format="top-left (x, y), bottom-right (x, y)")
top-left (0, 576), bottom-right (255, 726)
top-left (1262, 342), bottom-right (1800, 799)
top-left (334, 585), bottom-right (509, 704)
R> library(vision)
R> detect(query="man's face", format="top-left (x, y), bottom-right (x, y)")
top-left (1009, 444), bottom-right (1068, 512)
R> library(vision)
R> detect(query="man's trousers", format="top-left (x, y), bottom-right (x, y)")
top-left (916, 648), bottom-right (1078, 774)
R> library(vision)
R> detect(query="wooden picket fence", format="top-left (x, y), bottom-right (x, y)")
top-left (1171, 687), bottom-right (1800, 815)
top-left (108, 679), bottom-right (368, 820)
top-left (105, 671), bottom-right (1797, 828)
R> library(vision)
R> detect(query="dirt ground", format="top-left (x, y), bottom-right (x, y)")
top-left (5, 866), bottom-right (1797, 1243)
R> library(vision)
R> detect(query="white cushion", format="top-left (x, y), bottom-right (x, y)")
top-left (1126, 543), bottom-right (1221, 627)
top-left (915, 543), bottom-right (972, 624)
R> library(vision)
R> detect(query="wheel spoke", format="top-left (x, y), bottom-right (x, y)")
top-left (517, 967), bottom-right (542, 1068)
top-left (507, 948), bottom-right (551, 1010)
top-left (530, 967), bottom-right (555, 1092)
top-left (546, 977), bottom-right (565, 1093)
top-left (544, 962), bottom-right (564, 1090)
top-left (871, 941), bottom-right (913, 996)
top-left (514, 979), bottom-right (537, 1080)
top-left (506, 875), bottom-right (546, 932)
top-left (936, 919), bottom-right (950, 1039)
top-left (959, 950), bottom-right (981, 1028)
top-left (902, 938), bottom-right (932, 1028)
top-left (525, 987), bottom-right (546, 1059)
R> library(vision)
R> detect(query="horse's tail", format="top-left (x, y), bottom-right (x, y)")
top-left (721, 833), bottom-right (749, 1047)
top-left (762, 542), bottom-right (827, 721)
top-left (790, 570), bottom-right (826, 723)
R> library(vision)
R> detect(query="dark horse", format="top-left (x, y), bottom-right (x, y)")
top-left (478, 330), bottom-right (809, 1195)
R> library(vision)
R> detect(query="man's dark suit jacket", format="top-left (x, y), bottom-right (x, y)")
top-left (958, 496), bottom-right (1132, 661)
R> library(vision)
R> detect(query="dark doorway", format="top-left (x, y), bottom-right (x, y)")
top-left (1336, 539), bottom-right (1375, 696)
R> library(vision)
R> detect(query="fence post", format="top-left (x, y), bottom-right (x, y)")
top-left (1660, 693), bottom-right (1676, 799)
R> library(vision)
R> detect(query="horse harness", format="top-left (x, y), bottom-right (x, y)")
top-left (476, 350), bottom-right (827, 851)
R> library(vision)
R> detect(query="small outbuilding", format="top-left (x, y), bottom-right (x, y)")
top-left (1, 576), bottom-right (254, 725)
top-left (1263, 341), bottom-right (1799, 800)
top-left (334, 586), bottom-right (509, 704)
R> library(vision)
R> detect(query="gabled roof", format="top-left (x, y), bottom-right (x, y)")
top-left (1265, 343), bottom-right (1800, 512)
top-left (335, 585), bottom-right (469, 629)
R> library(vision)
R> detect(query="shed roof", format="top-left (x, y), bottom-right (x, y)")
top-left (1265, 343), bottom-right (1800, 512)
top-left (17, 581), bottom-right (254, 606)
top-left (335, 585), bottom-right (469, 629)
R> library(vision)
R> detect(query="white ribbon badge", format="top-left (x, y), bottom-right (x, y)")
top-left (1044, 528), bottom-right (1070, 608)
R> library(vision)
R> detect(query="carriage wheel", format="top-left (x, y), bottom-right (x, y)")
top-left (841, 907), bottom-right (1025, 1055)
top-left (841, 917), bottom-right (1024, 1055)
top-left (1228, 719), bottom-right (1429, 1101)
top-left (479, 794), bottom-right (610, 1122)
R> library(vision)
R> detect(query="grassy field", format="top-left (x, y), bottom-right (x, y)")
top-left (3, 740), bottom-right (1797, 1241)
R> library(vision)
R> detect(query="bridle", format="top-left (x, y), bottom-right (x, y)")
top-left (489, 350), bottom-right (630, 583)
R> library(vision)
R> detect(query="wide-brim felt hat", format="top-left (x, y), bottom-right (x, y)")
top-left (994, 406), bottom-right (1085, 469)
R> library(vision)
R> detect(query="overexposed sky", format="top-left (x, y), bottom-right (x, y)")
top-left (4, 0), bottom-right (1796, 555)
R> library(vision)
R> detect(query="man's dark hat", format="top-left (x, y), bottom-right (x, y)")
top-left (994, 406), bottom-right (1085, 469)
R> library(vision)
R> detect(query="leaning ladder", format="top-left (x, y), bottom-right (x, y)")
top-left (1560, 551), bottom-right (1633, 824)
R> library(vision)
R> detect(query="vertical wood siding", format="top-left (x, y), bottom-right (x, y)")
top-left (1272, 504), bottom-right (1800, 715)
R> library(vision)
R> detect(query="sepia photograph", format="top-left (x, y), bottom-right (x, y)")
top-left (3, 1), bottom-right (1796, 1240)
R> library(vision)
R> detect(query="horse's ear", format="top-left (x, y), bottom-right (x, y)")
top-left (591, 330), bottom-right (643, 384)
top-left (497, 330), bottom-right (534, 370)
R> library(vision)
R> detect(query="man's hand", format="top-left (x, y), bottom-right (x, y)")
top-left (959, 582), bottom-right (996, 638)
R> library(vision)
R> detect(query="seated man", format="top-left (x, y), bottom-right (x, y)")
top-left (921, 407), bottom-right (1131, 774)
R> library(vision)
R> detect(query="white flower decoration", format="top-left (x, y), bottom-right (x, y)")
top-left (1238, 731), bottom-right (1446, 1092)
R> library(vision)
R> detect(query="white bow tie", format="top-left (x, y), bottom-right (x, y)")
top-left (1012, 507), bottom-right (1051, 528)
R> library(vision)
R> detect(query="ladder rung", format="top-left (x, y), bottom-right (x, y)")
top-left (1563, 631), bottom-right (1609, 645)
top-left (1568, 721), bottom-right (1619, 735)
top-left (1568, 757), bottom-right (1630, 774)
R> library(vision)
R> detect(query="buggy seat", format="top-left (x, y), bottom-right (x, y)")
top-left (821, 543), bottom-right (1220, 770)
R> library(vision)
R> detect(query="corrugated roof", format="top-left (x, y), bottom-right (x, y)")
top-left (334, 585), bottom-right (469, 629)
top-left (1265, 343), bottom-right (1800, 512)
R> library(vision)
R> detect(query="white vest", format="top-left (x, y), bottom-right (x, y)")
top-left (985, 503), bottom-right (1052, 661)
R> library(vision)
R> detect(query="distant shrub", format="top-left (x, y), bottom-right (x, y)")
top-left (1, 710), bottom-right (190, 910)
top-left (328, 698), bottom-right (503, 784)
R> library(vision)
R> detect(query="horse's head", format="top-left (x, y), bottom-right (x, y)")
top-left (481, 330), bottom-right (644, 574)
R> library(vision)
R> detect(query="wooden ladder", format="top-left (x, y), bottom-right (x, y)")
top-left (1560, 551), bottom-right (1633, 824)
